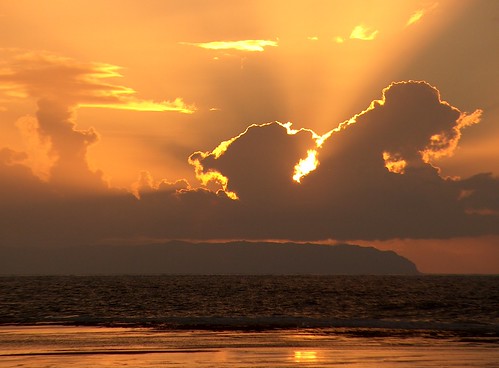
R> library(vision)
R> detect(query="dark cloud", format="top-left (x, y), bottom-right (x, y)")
top-left (0, 147), bottom-right (52, 202)
top-left (0, 81), bottom-right (498, 247)
top-left (190, 81), bottom-right (496, 240)
top-left (457, 173), bottom-right (499, 215)
top-left (191, 122), bottom-right (318, 203)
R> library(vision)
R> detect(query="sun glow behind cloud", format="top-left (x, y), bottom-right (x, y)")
top-left (189, 122), bottom-right (331, 197)
top-left (293, 149), bottom-right (319, 182)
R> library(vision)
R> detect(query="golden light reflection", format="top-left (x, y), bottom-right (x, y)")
top-left (294, 351), bottom-right (318, 363)
top-left (180, 39), bottom-right (278, 52)
top-left (349, 24), bottom-right (379, 40)
top-left (383, 151), bottom-right (407, 174)
top-left (293, 149), bottom-right (319, 183)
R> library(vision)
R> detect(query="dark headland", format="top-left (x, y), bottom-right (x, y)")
top-left (0, 241), bottom-right (419, 275)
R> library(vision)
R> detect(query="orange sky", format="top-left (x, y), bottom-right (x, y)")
top-left (0, 0), bottom-right (498, 273)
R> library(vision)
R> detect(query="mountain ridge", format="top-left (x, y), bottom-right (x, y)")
top-left (0, 241), bottom-right (419, 275)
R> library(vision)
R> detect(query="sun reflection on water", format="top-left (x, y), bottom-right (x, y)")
top-left (294, 350), bottom-right (318, 363)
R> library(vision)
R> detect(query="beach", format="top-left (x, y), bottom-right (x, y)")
top-left (1, 325), bottom-right (498, 367)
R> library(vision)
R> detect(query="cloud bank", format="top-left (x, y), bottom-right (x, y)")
top-left (0, 51), bottom-right (195, 189)
top-left (1, 79), bottom-right (498, 247)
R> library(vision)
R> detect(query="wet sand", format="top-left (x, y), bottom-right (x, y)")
top-left (0, 326), bottom-right (497, 367)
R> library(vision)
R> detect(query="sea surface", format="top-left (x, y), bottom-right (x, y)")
top-left (0, 275), bottom-right (498, 367)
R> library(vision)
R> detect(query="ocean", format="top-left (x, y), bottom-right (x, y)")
top-left (1, 275), bottom-right (498, 367)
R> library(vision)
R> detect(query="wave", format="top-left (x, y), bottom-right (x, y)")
top-left (2, 275), bottom-right (497, 342)
top-left (5, 315), bottom-right (498, 339)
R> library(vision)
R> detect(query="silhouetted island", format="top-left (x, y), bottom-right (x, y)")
top-left (0, 241), bottom-right (419, 275)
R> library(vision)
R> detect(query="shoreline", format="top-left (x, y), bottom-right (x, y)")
top-left (1, 325), bottom-right (498, 367)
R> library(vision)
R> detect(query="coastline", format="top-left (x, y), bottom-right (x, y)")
top-left (1, 325), bottom-right (498, 367)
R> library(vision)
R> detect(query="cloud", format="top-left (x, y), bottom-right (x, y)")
top-left (0, 51), bottom-right (195, 113)
top-left (131, 170), bottom-right (190, 199)
top-left (0, 147), bottom-right (53, 205)
top-left (180, 40), bottom-right (278, 52)
top-left (1, 81), bottom-right (498, 247)
top-left (349, 25), bottom-right (379, 40)
top-left (80, 97), bottom-right (195, 114)
top-left (406, 10), bottom-right (425, 26)
top-left (2, 103), bottom-right (105, 194)
top-left (188, 121), bottom-right (325, 200)
top-left (406, 3), bottom-right (439, 27)
top-left (457, 173), bottom-right (499, 215)
top-left (0, 51), bottom-right (195, 191)
top-left (189, 81), bottom-right (494, 240)
top-left (33, 99), bottom-right (107, 192)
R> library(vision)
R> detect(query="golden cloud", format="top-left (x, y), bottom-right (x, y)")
top-left (406, 10), bottom-right (425, 26)
top-left (383, 151), bottom-right (407, 174)
top-left (0, 51), bottom-right (195, 113)
top-left (420, 109), bottom-right (482, 164)
top-left (334, 36), bottom-right (345, 44)
top-left (349, 25), bottom-right (379, 41)
top-left (406, 3), bottom-right (439, 27)
top-left (180, 39), bottom-right (278, 52)
top-left (188, 151), bottom-right (239, 200)
top-left (80, 97), bottom-right (195, 114)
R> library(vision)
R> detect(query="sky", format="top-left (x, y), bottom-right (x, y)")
top-left (0, 0), bottom-right (498, 274)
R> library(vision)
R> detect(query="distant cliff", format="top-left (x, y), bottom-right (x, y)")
top-left (0, 241), bottom-right (419, 275)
